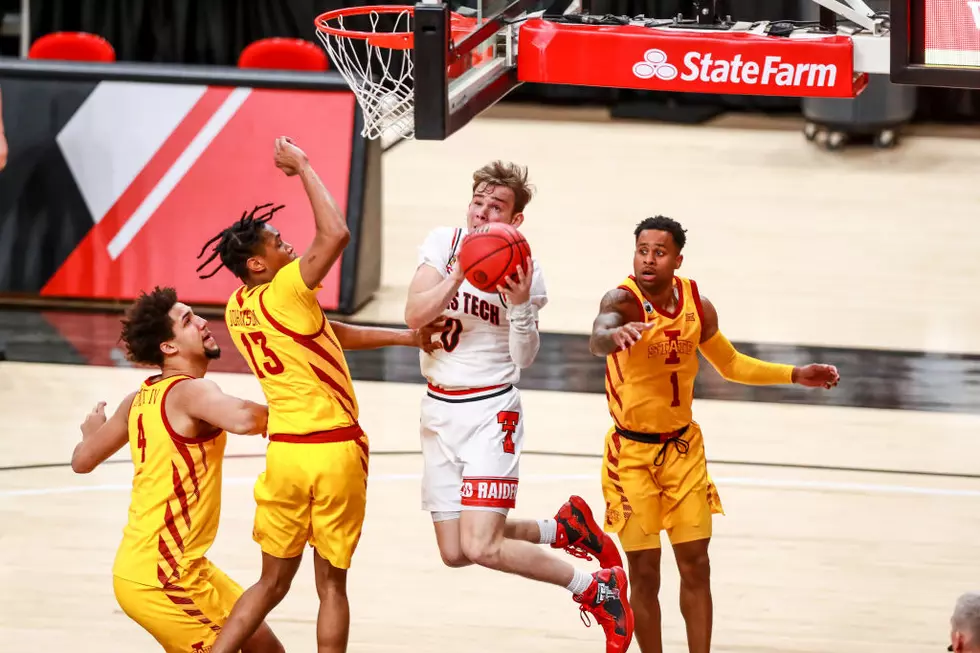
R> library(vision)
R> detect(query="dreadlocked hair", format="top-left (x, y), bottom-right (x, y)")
top-left (196, 203), bottom-right (285, 281)
top-left (119, 286), bottom-right (178, 368)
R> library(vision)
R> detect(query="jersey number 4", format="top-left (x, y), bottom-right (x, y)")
top-left (240, 332), bottom-right (285, 378)
top-left (136, 414), bottom-right (147, 464)
top-left (497, 411), bottom-right (519, 454)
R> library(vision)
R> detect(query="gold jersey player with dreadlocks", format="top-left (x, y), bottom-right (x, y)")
top-left (591, 215), bottom-right (840, 653)
top-left (197, 137), bottom-right (442, 653)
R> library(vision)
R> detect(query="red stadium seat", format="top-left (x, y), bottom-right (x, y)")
top-left (238, 38), bottom-right (329, 72)
top-left (28, 32), bottom-right (116, 62)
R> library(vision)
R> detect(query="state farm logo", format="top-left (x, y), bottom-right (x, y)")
top-left (631, 48), bottom-right (838, 88)
top-left (632, 49), bottom-right (677, 80)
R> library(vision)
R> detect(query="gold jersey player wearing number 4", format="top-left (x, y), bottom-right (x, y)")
top-left (70, 288), bottom-right (283, 653)
top-left (591, 215), bottom-right (840, 653)
top-left (197, 137), bottom-right (441, 653)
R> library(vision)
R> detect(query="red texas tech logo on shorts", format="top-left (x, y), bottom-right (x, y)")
top-left (497, 410), bottom-right (519, 455)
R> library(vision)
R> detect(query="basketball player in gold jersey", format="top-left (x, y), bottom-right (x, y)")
top-left (590, 215), bottom-right (840, 653)
top-left (196, 137), bottom-right (441, 653)
top-left (70, 286), bottom-right (283, 653)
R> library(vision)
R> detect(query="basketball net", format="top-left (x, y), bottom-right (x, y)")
top-left (315, 7), bottom-right (417, 142)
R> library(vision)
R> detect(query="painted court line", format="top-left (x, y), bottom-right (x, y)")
top-left (2, 473), bottom-right (980, 499)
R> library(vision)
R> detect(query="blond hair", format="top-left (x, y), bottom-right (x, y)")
top-left (472, 161), bottom-right (535, 214)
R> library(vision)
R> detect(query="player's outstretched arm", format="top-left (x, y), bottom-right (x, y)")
top-left (404, 263), bottom-right (465, 330)
top-left (330, 319), bottom-right (444, 353)
top-left (71, 392), bottom-right (137, 473)
top-left (698, 295), bottom-right (839, 389)
top-left (589, 288), bottom-right (651, 357)
top-left (173, 378), bottom-right (269, 435)
top-left (274, 137), bottom-right (350, 290)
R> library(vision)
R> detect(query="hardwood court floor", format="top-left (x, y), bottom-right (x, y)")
top-left (2, 362), bottom-right (977, 653)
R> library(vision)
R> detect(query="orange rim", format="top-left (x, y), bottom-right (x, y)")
top-left (315, 5), bottom-right (477, 50)
top-left (315, 5), bottom-right (415, 50)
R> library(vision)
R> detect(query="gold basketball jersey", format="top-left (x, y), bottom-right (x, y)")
top-left (605, 276), bottom-right (705, 434)
top-left (225, 259), bottom-right (359, 438)
top-left (112, 374), bottom-right (226, 587)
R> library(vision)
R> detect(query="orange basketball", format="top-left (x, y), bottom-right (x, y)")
top-left (457, 223), bottom-right (532, 293)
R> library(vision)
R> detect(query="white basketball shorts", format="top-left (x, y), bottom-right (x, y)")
top-left (420, 383), bottom-right (524, 516)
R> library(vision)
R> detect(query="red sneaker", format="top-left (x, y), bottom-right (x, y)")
top-left (553, 495), bottom-right (623, 569)
top-left (574, 567), bottom-right (634, 653)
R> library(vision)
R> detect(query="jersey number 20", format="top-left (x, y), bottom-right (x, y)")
top-left (241, 332), bottom-right (285, 378)
top-left (440, 318), bottom-right (463, 352)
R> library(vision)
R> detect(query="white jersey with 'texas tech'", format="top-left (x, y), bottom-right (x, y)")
top-left (417, 226), bottom-right (548, 389)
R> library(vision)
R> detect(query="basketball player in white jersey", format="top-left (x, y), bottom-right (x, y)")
top-left (404, 161), bottom-right (634, 653)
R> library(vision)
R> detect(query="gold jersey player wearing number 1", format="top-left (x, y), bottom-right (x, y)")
top-left (590, 216), bottom-right (840, 653)
top-left (197, 137), bottom-right (441, 653)
top-left (70, 287), bottom-right (282, 653)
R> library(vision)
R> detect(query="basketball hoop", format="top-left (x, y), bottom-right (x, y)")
top-left (315, 5), bottom-right (492, 142)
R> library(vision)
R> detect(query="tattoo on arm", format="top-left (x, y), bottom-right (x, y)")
top-left (588, 288), bottom-right (636, 357)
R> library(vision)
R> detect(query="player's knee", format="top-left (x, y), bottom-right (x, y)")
top-left (435, 533), bottom-right (471, 567)
top-left (625, 548), bottom-right (662, 595)
top-left (241, 627), bottom-right (285, 653)
top-left (675, 548), bottom-right (711, 586)
top-left (628, 560), bottom-right (662, 595)
top-left (439, 548), bottom-right (471, 568)
top-left (460, 535), bottom-right (502, 569)
top-left (257, 573), bottom-right (294, 606)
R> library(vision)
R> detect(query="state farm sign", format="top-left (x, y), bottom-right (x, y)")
top-left (517, 20), bottom-right (867, 98)
top-left (925, 0), bottom-right (980, 67)
top-left (633, 48), bottom-right (840, 89)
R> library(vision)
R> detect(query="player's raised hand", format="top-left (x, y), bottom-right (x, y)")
top-left (414, 317), bottom-right (447, 354)
top-left (80, 401), bottom-right (107, 439)
top-left (612, 321), bottom-right (653, 350)
top-left (274, 136), bottom-right (309, 176)
top-left (794, 364), bottom-right (840, 389)
top-left (496, 260), bottom-right (533, 306)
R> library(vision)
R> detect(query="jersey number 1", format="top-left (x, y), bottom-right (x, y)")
top-left (669, 372), bottom-right (680, 407)
top-left (136, 414), bottom-right (147, 463)
top-left (241, 332), bottom-right (285, 378)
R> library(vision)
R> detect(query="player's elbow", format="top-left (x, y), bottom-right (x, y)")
top-left (71, 453), bottom-right (95, 474)
top-left (509, 341), bottom-right (538, 369)
top-left (712, 365), bottom-right (736, 382)
top-left (404, 303), bottom-right (427, 331)
top-left (588, 335), bottom-right (609, 358)
top-left (317, 225), bottom-right (350, 249)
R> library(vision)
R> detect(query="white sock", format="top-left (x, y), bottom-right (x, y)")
top-left (566, 568), bottom-right (594, 596)
top-left (536, 518), bottom-right (557, 544)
